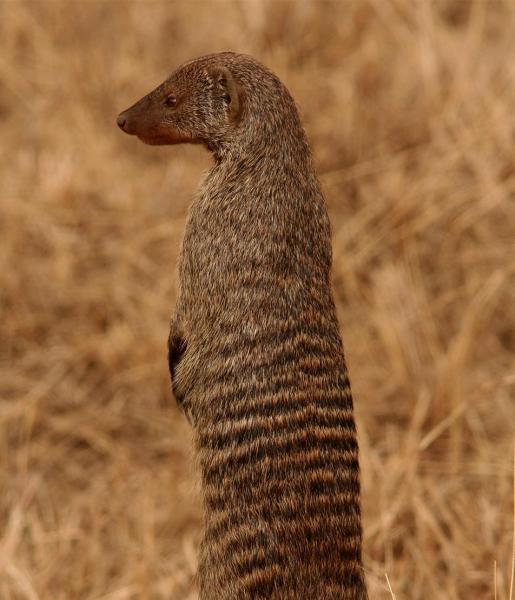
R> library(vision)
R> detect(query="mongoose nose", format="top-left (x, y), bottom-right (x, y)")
top-left (117, 114), bottom-right (127, 130)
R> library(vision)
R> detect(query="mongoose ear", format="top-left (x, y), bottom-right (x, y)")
top-left (208, 66), bottom-right (240, 121)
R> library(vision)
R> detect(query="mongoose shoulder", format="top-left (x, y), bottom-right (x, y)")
top-left (118, 51), bottom-right (367, 600)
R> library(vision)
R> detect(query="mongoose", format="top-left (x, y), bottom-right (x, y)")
top-left (117, 52), bottom-right (367, 600)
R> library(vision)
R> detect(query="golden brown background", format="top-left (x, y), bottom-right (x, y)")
top-left (1, 1), bottom-right (514, 598)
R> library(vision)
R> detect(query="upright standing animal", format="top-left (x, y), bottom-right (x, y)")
top-left (117, 52), bottom-right (367, 600)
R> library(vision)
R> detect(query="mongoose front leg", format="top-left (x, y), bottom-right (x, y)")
top-left (168, 319), bottom-right (188, 410)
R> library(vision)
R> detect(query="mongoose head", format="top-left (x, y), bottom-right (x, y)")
top-left (117, 52), bottom-right (304, 155)
top-left (117, 53), bottom-right (243, 147)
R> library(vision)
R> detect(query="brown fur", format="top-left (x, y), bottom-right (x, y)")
top-left (118, 52), bottom-right (367, 600)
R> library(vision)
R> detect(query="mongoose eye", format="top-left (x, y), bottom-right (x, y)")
top-left (164, 96), bottom-right (177, 108)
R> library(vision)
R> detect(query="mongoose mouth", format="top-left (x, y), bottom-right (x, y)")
top-left (137, 134), bottom-right (180, 146)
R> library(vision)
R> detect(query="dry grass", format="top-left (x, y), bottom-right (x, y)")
top-left (1, 1), bottom-right (514, 598)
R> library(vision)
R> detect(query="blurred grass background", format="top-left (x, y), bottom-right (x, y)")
top-left (1, 1), bottom-right (514, 598)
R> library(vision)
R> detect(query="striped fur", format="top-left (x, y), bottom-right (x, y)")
top-left (118, 53), bottom-right (367, 599)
